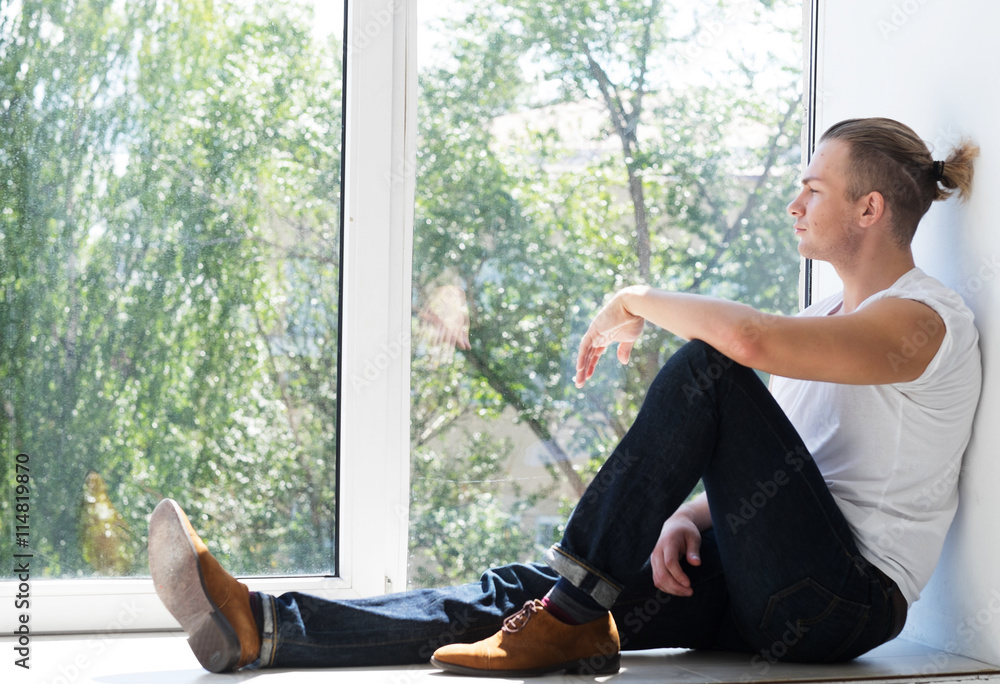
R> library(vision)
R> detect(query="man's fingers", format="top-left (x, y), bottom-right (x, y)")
top-left (654, 564), bottom-right (691, 596)
top-left (650, 546), bottom-right (676, 593)
top-left (651, 542), bottom-right (693, 596)
top-left (686, 530), bottom-right (702, 565)
top-left (574, 342), bottom-right (607, 388)
top-left (575, 331), bottom-right (596, 372)
top-left (617, 341), bottom-right (634, 365)
top-left (664, 555), bottom-right (692, 593)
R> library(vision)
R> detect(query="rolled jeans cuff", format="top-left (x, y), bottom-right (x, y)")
top-left (544, 544), bottom-right (622, 610)
top-left (259, 593), bottom-right (278, 668)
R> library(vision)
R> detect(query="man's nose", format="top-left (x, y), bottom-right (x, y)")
top-left (787, 193), bottom-right (804, 216)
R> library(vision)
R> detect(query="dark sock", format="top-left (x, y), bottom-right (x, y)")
top-left (248, 591), bottom-right (264, 637)
top-left (543, 577), bottom-right (608, 625)
top-left (541, 596), bottom-right (579, 624)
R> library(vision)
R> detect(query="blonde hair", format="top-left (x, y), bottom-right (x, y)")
top-left (820, 117), bottom-right (979, 246)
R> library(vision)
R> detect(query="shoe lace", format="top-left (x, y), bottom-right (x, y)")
top-left (502, 600), bottom-right (541, 634)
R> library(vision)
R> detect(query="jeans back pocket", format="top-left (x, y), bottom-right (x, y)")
top-left (757, 577), bottom-right (871, 663)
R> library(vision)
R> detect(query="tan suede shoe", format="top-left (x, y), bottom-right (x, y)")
top-left (148, 498), bottom-right (261, 672)
top-left (431, 599), bottom-right (620, 676)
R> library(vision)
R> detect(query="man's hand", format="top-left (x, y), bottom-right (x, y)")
top-left (650, 511), bottom-right (702, 597)
top-left (416, 284), bottom-right (471, 366)
top-left (574, 287), bottom-right (647, 388)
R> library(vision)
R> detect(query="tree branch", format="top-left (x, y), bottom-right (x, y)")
top-left (583, 47), bottom-right (630, 146)
top-left (627, 0), bottom-right (660, 140)
top-left (584, 45), bottom-right (652, 278)
top-left (463, 348), bottom-right (586, 498)
top-left (688, 97), bottom-right (799, 293)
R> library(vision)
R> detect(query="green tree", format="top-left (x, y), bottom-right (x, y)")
top-left (1, 0), bottom-right (342, 577)
top-left (408, 0), bottom-right (803, 586)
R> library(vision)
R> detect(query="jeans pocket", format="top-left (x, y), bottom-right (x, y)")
top-left (758, 578), bottom-right (871, 663)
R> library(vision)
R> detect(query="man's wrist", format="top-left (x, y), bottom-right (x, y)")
top-left (676, 497), bottom-right (712, 531)
top-left (619, 285), bottom-right (653, 317)
top-left (671, 502), bottom-right (698, 525)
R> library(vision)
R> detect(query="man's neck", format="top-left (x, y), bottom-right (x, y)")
top-left (832, 248), bottom-right (916, 314)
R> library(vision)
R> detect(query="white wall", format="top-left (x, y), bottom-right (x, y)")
top-left (814, 0), bottom-right (1000, 665)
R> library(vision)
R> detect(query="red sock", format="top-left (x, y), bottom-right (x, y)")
top-left (541, 595), bottom-right (581, 625)
top-left (248, 591), bottom-right (264, 637)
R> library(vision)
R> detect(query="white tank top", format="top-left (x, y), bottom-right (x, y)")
top-left (770, 268), bottom-right (981, 605)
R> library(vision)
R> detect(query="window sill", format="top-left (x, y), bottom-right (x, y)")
top-left (5, 633), bottom-right (998, 683)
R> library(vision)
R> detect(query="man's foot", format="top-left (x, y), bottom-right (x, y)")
top-left (148, 498), bottom-right (261, 672)
top-left (431, 599), bottom-right (620, 677)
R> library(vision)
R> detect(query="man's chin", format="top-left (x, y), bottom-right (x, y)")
top-left (796, 239), bottom-right (820, 259)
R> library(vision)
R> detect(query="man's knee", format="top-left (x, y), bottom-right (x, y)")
top-left (670, 341), bottom-right (738, 403)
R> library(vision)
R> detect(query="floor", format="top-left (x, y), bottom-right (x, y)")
top-left (5, 633), bottom-right (1000, 684)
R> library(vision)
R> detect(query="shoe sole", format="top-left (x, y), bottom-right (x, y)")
top-left (430, 652), bottom-right (621, 677)
top-left (148, 499), bottom-right (241, 673)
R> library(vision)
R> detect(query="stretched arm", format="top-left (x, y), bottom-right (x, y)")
top-left (575, 285), bottom-right (944, 387)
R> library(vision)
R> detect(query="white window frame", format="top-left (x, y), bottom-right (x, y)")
top-left (0, 0), bottom-right (417, 634)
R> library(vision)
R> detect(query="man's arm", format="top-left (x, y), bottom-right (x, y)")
top-left (575, 285), bottom-right (945, 387)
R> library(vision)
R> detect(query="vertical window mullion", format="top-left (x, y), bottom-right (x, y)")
top-left (336, 0), bottom-right (415, 597)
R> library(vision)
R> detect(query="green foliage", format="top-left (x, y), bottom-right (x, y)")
top-left (1, 0), bottom-right (341, 576)
top-left (1, 0), bottom-right (804, 588)
top-left (407, 0), bottom-right (803, 585)
top-left (408, 430), bottom-right (553, 587)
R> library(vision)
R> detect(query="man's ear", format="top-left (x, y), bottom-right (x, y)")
top-left (858, 191), bottom-right (885, 227)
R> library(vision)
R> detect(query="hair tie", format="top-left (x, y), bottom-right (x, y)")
top-left (932, 160), bottom-right (946, 181)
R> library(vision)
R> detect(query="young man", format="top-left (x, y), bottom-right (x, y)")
top-left (148, 117), bottom-right (981, 675)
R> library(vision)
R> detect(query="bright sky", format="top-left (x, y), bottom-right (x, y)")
top-left (301, 0), bottom-right (800, 94)
top-left (308, 0), bottom-right (344, 41)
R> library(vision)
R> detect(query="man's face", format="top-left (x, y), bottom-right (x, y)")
top-left (786, 139), bottom-right (865, 263)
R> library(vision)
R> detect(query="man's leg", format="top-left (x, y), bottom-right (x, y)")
top-left (149, 499), bottom-right (262, 672)
top-left (263, 536), bottom-right (735, 669)
top-left (545, 341), bottom-right (768, 604)
top-left (257, 562), bottom-right (559, 668)
top-left (436, 341), bottom-right (901, 673)
top-left (432, 341), bottom-right (747, 674)
top-left (149, 497), bottom-right (561, 671)
top-left (699, 370), bottom-right (904, 662)
top-left (594, 339), bottom-right (903, 662)
top-left (610, 528), bottom-right (738, 653)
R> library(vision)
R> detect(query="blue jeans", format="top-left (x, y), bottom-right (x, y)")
top-left (256, 341), bottom-right (904, 669)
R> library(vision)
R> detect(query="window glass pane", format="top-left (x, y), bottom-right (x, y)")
top-left (0, 0), bottom-right (343, 577)
top-left (410, 0), bottom-right (802, 588)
